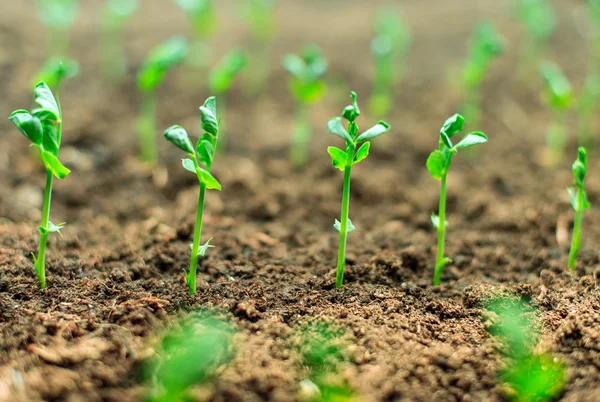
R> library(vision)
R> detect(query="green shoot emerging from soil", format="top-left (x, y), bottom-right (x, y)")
top-left (426, 114), bottom-right (487, 286)
top-left (369, 9), bottom-right (412, 118)
top-left (461, 23), bottom-right (504, 128)
top-left (32, 58), bottom-right (79, 90)
top-left (328, 92), bottom-right (391, 288)
top-left (283, 45), bottom-right (328, 166)
top-left (100, 0), bottom-right (139, 81)
top-left (35, 0), bottom-right (79, 57)
top-left (143, 312), bottom-right (235, 402)
top-left (244, 0), bottom-right (277, 93)
top-left (164, 97), bottom-right (221, 295)
top-left (137, 37), bottom-right (189, 163)
top-left (539, 62), bottom-right (574, 167)
top-left (176, 0), bottom-right (216, 68)
top-left (9, 78), bottom-right (72, 289)
top-left (487, 299), bottom-right (565, 402)
top-left (568, 147), bottom-right (591, 270)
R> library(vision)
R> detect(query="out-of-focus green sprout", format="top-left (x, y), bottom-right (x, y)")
top-left (294, 321), bottom-right (355, 402)
top-left (283, 45), bottom-right (328, 166)
top-left (176, 0), bottom-right (216, 68)
top-left (243, 0), bottom-right (277, 94)
top-left (515, 0), bottom-right (556, 80)
top-left (136, 37), bottom-right (189, 163)
top-left (100, 0), bottom-right (139, 81)
top-left (578, 0), bottom-right (600, 147)
top-left (486, 299), bottom-right (565, 402)
top-left (31, 58), bottom-right (79, 90)
top-left (568, 147), bottom-right (591, 270)
top-left (369, 10), bottom-right (411, 118)
top-left (143, 313), bottom-right (235, 402)
top-left (540, 62), bottom-right (574, 167)
top-left (35, 0), bottom-right (79, 57)
top-left (461, 23), bottom-right (504, 129)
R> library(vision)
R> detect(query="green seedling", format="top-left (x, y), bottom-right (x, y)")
top-left (244, 0), bottom-right (277, 93)
top-left (461, 23), bottom-right (504, 129)
top-left (137, 37), bottom-right (189, 163)
top-left (176, 0), bottom-right (216, 68)
top-left (327, 92), bottom-right (391, 288)
top-left (9, 78), bottom-right (72, 289)
top-left (487, 299), bottom-right (565, 402)
top-left (426, 114), bottom-right (487, 286)
top-left (568, 147), bottom-right (591, 270)
top-left (514, 0), bottom-right (556, 81)
top-left (540, 62), bottom-right (574, 167)
top-left (579, 0), bottom-right (600, 147)
top-left (35, 0), bottom-right (79, 57)
top-left (208, 50), bottom-right (247, 151)
top-left (100, 0), bottom-right (139, 81)
top-left (164, 97), bottom-right (221, 295)
top-left (31, 58), bottom-right (79, 90)
top-left (369, 10), bottom-right (412, 118)
top-left (144, 313), bottom-right (235, 402)
top-left (283, 45), bottom-right (328, 166)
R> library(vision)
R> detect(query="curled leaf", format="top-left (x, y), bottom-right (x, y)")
top-left (356, 121), bottom-right (390, 142)
top-left (40, 150), bottom-right (70, 179)
top-left (9, 110), bottom-right (43, 144)
top-left (327, 117), bottom-right (353, 143)
top-left (164, 125), bottom-right (195, 155)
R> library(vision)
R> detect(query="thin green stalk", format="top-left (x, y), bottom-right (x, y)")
top-left (139, 91), bottom-right (157, 163)
top-left (546, 110), bottom-right (567, 166)
top-left (568, 189), bottom-right (584, 270)
top-left (187, 181), bottom-right (206, 295)
top-left (49, 28), bottom-right (70, 58)
top-left (291, 103), bottom-right (310, 166)
top-left (335, 149), bottom-right (354, 289)
top-left (100, 26), bottom-right (126, 82)
top-left (433, 173), bottom-right (447, 286)
top-left (35, 170), bottom-right (53, 289)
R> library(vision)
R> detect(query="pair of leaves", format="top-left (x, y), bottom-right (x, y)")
top-left (427, 131), bottom-right (488, 179)
top-left (32, 58), bottom-right (79, 90)
top-left (282, 45), bottom-right (328, 82)
top-left (327, 142), bottom-right (371, 171)
top-left (181, 158), bottom-right (221, 190)
top-left (327, 118), bottom-right (390, 144)
top-left (334, 218), bottom-right (355, 233)
top-left (189, 238), bottom-right (214, 257)
top-left (38, 221), bottom-right (66, 235)
top-left (430, 213), bottom-right (448, 229)
top-left (209, 50), bottom-right (247, 94)
top-left (138, 37), bottom-right (189, 92)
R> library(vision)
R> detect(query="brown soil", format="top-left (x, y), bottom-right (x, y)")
top-left (1, 0), bottom-right (600, 401)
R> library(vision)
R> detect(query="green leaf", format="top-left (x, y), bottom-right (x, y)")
top-left (440, 131), bottom-right (453, 149)
top-left (567, 187), bottom-right (578, 211)
top-left (353, 141), bottom-right (370, 165)
top-left (342, 91), bottom-right (361, 122)
top-left (40, 150), bottom-right (71, 179)
top-left (196, 139), bottom-right (214, 167)
top-left (573, 147), bottom-right (587, 186)
top-left (32, 58), bottom-right (79, 89)
top-left (182, 158), bottom-right (197, 174)
top-left (440, 114), bottom-right (464, 138)
top-left (356, 121), bottom-right (390, 142)
top-left (164, 125), bottom-right (195, 155)
top-left (191, 238), bottom-right (215, 257)
top-left (137, 37), bottom-right (189, 92)
top-left (430, 213), bottom-right (448, 229)
top-left (282, 54), bottom-right (306, 78)
top-left (290, 79), bottom-right (327, 104)
top-left (209, 50), bottom-right (247, 93)
top-left (41, 121), bottom-right (59, 155)
top-left (327, 117), bottom-right (353, 143)
top-left (9, 110), bottom-right (43, 144)
top-left (33, 82), bottom-right (60, 122)
top-left (327, 146), bottom-right (348, 171)
top-left (45, 221), bottom-right (66, 236)
top-left (198, 169), bottom-right (222, 190)
top-left (334, 218), bottom-right (356, 233)
top-left (199, 99), bottom-right (219, 136)
top-left (426, 150), bottom-right (446, 180)
top-left (454, 132), bottom-right (488, 150)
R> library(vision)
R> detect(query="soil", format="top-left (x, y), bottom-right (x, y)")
top-left (1, 0), bottom-right (600, 401)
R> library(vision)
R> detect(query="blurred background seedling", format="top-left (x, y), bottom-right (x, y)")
top-left (31, 58), bottom-right (79, 90)
top-left (243, 0), bottom-right (277, 94)
top-left (100, 0), bottom-right (139, 82)
top-left (176, 0), bottom-right (217, 69)
top-left (35, 0), bottom-right (79, 58)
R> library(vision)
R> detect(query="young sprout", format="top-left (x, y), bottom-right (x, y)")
top-left (35, 0), bottom-right (79, 57)
top-left (208, 50), bottom-right (247, 150)
top-left (568, 147), bottom-right (591, 270)
top-left (164, 97), bottom-right (221, 295)
top-left (539, 62), bottom-right (574, 167)
top-left (578, 0), bottom-right (600, 147)
top-left (515, 0), bottom-right (556, 80)
top-left (327, 92), bottom-right (391, 288)
top-left (426, 114), bottom-right (487, 286)
top-left (176, 0), bottom-right (216, 68)
top-left (461, 23), bottom-right (504, 129)
top-left (369, 10), bottom-right (412, 118)
top-left (137, 37), bottom-right (189, 163)
top-left (32, 58), bottom-right (79, 90)
top-left (9, 78), bottom-right (72, 289)
top-left (100, 0), bottom-right (139, 81)
top-left (487, 299), bottom-right (565, 402)
top-left (283, 45), bottom-right (328, 166)
top-left (244, 0), bottom-right (277, 93)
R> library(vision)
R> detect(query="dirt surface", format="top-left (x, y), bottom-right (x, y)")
top-left (1, 0), bottom-right (600, 401)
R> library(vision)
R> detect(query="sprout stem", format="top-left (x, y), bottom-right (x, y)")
top-left (188, 182), bottom-right (206, 295)
top-left (433, 173), bottom-right (447, 286)
top-left (335, 153), bottom-right (354, 289)
top-left (36, 170), bottom-right (54, 290)
top-left (291, 103), bottom-right (310, 167)
top-left (138, 91), bottom-right (157, 163)
top-left (568, 189), bottom-right (584, 270)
